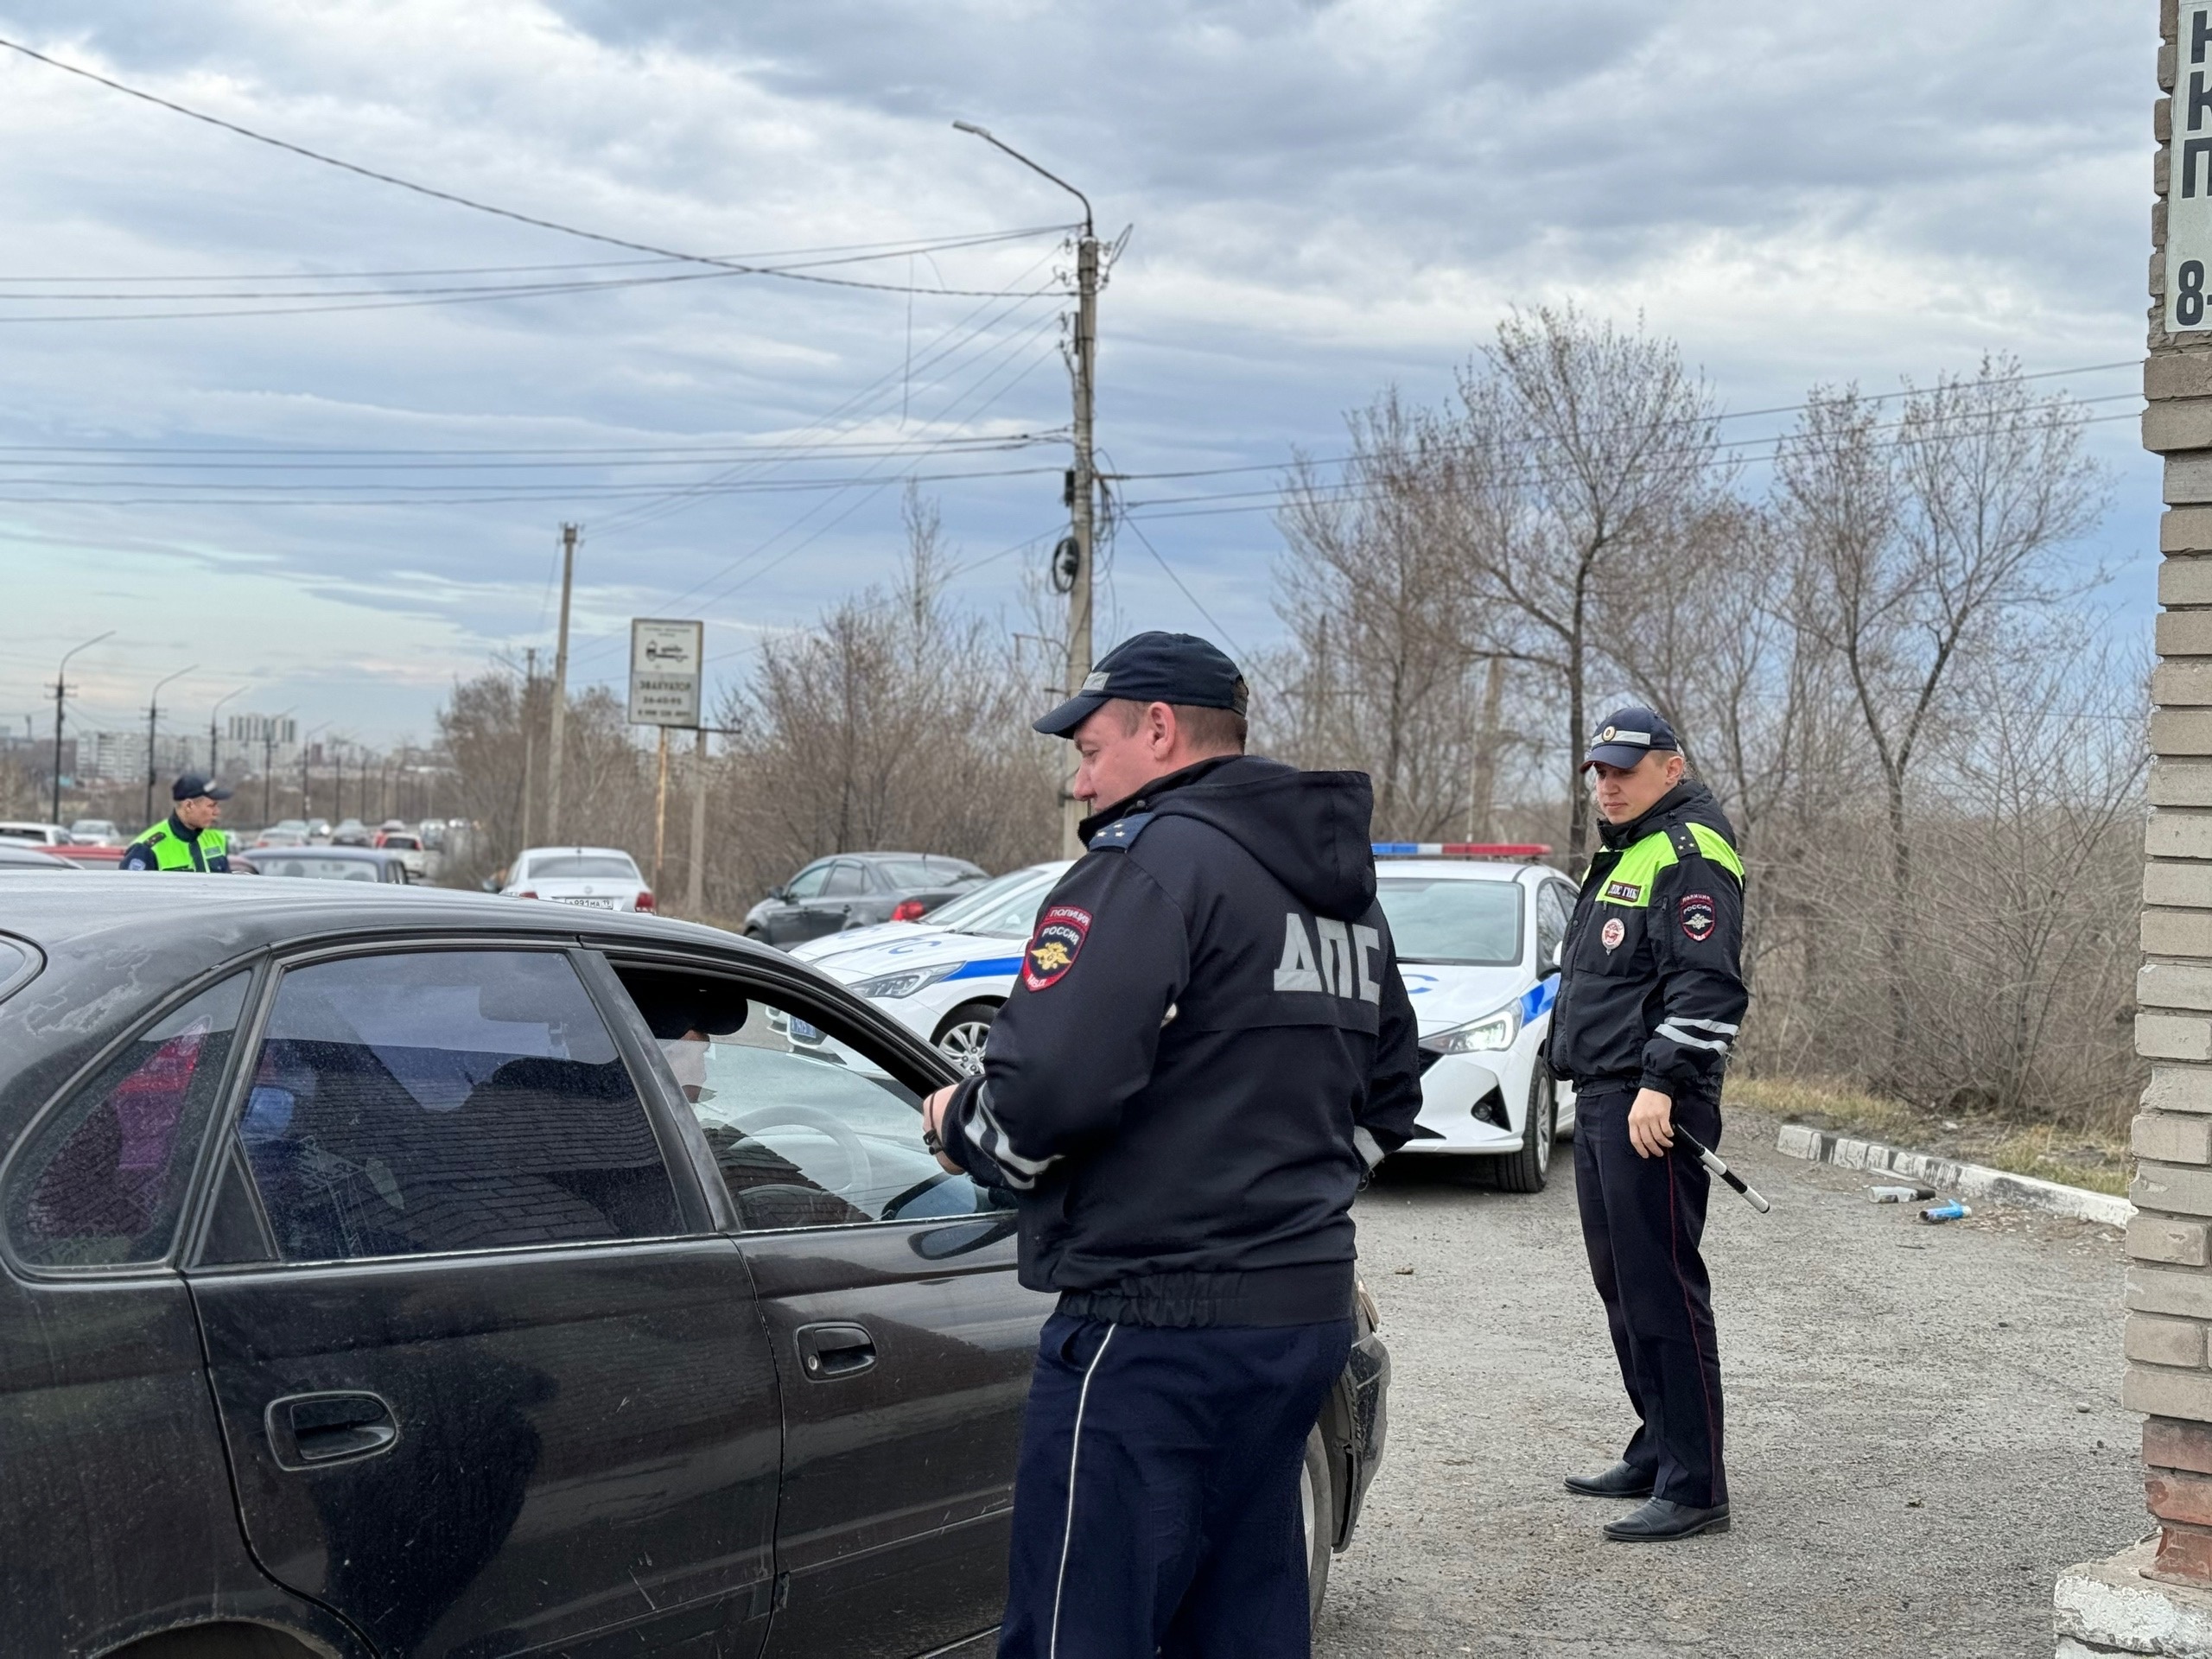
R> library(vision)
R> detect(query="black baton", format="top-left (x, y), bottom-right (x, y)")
top-left (1675, 1127), bottom-right (1770, 1214)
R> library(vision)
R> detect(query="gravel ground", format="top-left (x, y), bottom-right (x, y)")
top-left (1313, 1109), bottom-right (2143, 1658)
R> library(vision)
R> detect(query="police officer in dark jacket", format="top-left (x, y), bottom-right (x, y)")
top-left (923, 632), bottom-right (1422, 1659)
top-left (1550, 706), bottom-right (1747, 1543)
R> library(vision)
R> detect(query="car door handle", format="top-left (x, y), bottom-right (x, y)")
top-left (794, 1322), bottom-right (876, 1380)
top-left (264, 1390), bottom-right (400, 1470)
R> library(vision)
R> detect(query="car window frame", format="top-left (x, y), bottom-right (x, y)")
top-left (589, 944), bottom-right (972, 1241)
top-left (183, 936), bottom-right (719, 1275)
top-left (783, 861), bottom-right (833, 902)
top-left (819, 860), bottom-right (869, 899)
top-left (0, 954), bottom-right (273, 1282)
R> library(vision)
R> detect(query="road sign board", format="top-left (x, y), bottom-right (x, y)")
top-left (2175, 2), bottom-right (2212, 334)
top-left (627, 619), bottom-right (704, 728)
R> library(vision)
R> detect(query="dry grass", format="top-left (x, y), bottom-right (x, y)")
top-left (1723, 1075), bottom-right (2132, 1198)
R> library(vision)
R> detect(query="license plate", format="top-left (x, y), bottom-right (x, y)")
top-left (551, 896), bottom-right (619, 910)
top-left (788, 1016), bottom-right (824, 1044)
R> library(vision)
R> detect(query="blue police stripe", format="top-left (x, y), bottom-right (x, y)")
top-left (944, 956), bottom-right (1023, 982)
top-left (1370, 842), bottom-right (1420, 855)
top-left (1518, 977), bottom-right (1558, 1024)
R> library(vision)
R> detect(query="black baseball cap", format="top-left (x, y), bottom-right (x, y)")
top-left (1580, 706), bottom-right (1680, 772)
top-left (1033, 630), bottom-right (1249, 738)
top-left (171, 773), bottom-right (234, 803)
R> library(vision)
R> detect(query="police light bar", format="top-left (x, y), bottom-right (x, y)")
top-left (1371, 842), bottom-right (1554, 858)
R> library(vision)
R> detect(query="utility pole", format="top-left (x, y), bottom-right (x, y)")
top-left (143, 664), bottom-right (197, 829)
top-left (687, 727), bottom-right (708, 918)
top-left (260, 709), bottom-right (293, 823)
top-left (209, 687), bottom-right (245, 785)
top-left (953, 123), bottom-right (1099, 857)
top-left (50, 630), bottom-right (114, 826)
top-left (519, 647), bottom-right (538, 850)
top-left (652, 726), bottom-right (670, 902)
top-left (545, 524), bottom-right (578, 846)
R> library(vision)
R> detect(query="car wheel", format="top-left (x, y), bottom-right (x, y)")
top-left (1303, 1423), bottom-right (1334, 1622)
top-left (1494, 1066), bottom-right (1556, 1194)
top-left (933, 1001), bottom-right (998, 1076)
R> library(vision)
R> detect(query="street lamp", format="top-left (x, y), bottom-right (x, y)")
top-left (143, 664), bottom-right (199, 830)
top-left (208, 686), bottom-right (247, 781)
top-left (952, 119), bottom-right (1100, 855)
top-left (50, 630), bottom-right (115, 826)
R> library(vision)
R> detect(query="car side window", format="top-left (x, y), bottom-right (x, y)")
top-left (784, 862), bottom-right (832, 901)
top-left (822, 861), bottom-right (868, 898)
top-left (608, 964), bottom-right (1002, 1232)
top-left (4, 973), bottom-right (249, 1268)
top-left (1535, 883), bottom-right (1572, 967)
top-left (229, 950), bottom-right (681, 1262)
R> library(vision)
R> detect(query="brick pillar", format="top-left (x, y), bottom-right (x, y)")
top-left (2136, 0), bottom-right (2212, 1592)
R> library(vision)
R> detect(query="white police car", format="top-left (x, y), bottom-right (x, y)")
top-left (1371, 843), bottom-right (1581, 1192)
top-left (790, 861), bottom-right (1074, 1071)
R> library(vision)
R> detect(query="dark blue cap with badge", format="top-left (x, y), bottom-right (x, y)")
top-left (1033, 630), bottom-right (1249, 738)
top-left (1580, 706), bottom-right (1680, 772)
top-left (171, 773), bottom-right (234, 803)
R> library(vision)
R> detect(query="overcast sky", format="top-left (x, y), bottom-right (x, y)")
top-left (0, 1), bottom-right (2160, 761)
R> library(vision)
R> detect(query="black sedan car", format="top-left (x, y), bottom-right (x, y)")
top-left (742, 852), bottom-right (987, 947)
top-left (251, 845), bottom-right (416, 884)
top-left (0, 875), bottom-right (1389, 1659)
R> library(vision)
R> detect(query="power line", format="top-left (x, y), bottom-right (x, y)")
top-left (0, 36), bottom-right (1075, 302)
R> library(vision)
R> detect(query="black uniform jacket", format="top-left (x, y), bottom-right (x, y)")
top-left (1548, 781), bottom-right (1749, 1099)
top-left (938, 754), bottom-right (1423, 1328)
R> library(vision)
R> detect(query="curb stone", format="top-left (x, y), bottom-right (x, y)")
top-left (1774, 1122), bottom-right (2133, 1229)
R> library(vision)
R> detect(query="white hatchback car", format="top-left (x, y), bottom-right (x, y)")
top-left (500, 845), bottom-right (654, 912)
top-left (1371, 852), bottom-right (1581, 1192)
top-left (791, 861), bottom-right (1073, 1070)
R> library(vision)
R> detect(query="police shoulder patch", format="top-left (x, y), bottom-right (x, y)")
top-left (1086, 810), bottom-right (1154, 851)
top-left (1679, 892), bottom-right (1717, 943)
top-left (1023, 905), bottom-right (1093, 991)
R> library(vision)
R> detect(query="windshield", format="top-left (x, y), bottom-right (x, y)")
top-left (1375, 877), bottom-right (1524, 966)
top-left (525, 855), bottom-right (639, 881)
top-left (871, 856), bottom-right (982, 889)
top-left (926, 866), bottom-right (1061, 938)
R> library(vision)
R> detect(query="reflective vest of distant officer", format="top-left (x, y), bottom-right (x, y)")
top-left (1548, 705), bottom-right (1747, 1545)
top-left (121, 774), bottom-right (235, 872)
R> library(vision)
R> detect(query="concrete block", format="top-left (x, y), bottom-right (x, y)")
top-left (2150, 813), bottom-right (2212, 858)
top-left (2134, 1213), bottom-right (2212, 1267)
top-left (2144, 1014), bottom-right (2212, 1062)
top-left (2164, 94), bottom-right (2177, 145)
top-left (2162, 547), bottom-right (2212, 588)
top-left (2168, 455), bottom-right (2212, 505)
top-left (2145, 907), bottom-right (2212, 957)
top-left (2143, 963), bottom-right (2212, 1012)
top-left (2056, 1541), bottom-right (2212, 1648)
top-left (2139, 1160), bottom-right (2212, 1216)
top-left (2128, 1363), bottom-right (2212, 1418)
top-left (2163, 198), bottom-right (2174, 249)
top-left (2148, 402), bottom-right (2212, 452)
top-left (2166, 0), bottom-right (2179, 46)
top-left (2151, 1414), bottom-right (2212, 1474)
top-left (2163, 143), bottom-right (2177, 197)
top-left (2155, 710), bottom-right (2212, 756)
top-left (2154, 762), bottom-right (2212, 807)
top-left (2157, 660), bottom-right (2212, 706)
top-left (2135, 1315), bottom-right (2212, 1369)
top-left (2164, 41), bottom-right (2179, 94)
top-left (2152, 1067), bottom-right (2212, 1116)
top-left (2149, 356), bottom-right (2212, 407)
top-left (2145, 1112), bottom-right (2212, 1164)
top-left (2130, 1264), bottom-right (2212, 1319)
top-left (2158, 607), bottom-right (2212, 652)
top-left (2150, 862), bottom-right (2212, 906)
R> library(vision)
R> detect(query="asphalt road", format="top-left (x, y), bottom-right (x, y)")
top-left (1314, 1107), bottom-right (2142, 1658)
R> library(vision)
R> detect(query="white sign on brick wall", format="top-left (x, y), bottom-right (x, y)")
top-left (626, 618), bottom-right (704, 728)
top-left (2175, 2), bottom-right (2212, 333)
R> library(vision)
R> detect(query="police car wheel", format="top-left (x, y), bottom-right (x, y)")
top-left (1494, 1068), bottom-right (1556, 1194)
top-left (933, 1002), bottom-right (997, 1077)
top-left (1302, 1424), bottom-right (1334, 1620)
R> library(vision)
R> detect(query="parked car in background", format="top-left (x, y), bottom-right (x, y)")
top-left (500, 846), bottom-right (653, 912)
top-left (252, 826), bottom-right (309, 849)
top-left (67, 819), bottom-right (121, 845)
top-left (1368, 850), bottom-right (1580, 1193)
top-left (0, 822), bottom-right (75, 846)
top-left (306, 817), bottom-right (333, 842)
top-left (252, 846), bottom-right (413, 885)
top-left (794, 861), bottom-right (1072, 1071)
top-left (0, 876), bottom-right (1388, 1656)
top-left (743, 853), bottom-right (988, 947)
top-left (0, 844), bottom-right (75, 871)
top-left (329, 818), bottom-right (372, 847)
top-left (372, 829), bottom-right (429, 879)
top-left (50, 845), bottom-right (127, 872)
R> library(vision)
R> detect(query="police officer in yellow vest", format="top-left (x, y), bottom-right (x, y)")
top-left (122, 774), bottom-right (234, 873)
top-left (1549, 706), bottom-right (1746, 1543)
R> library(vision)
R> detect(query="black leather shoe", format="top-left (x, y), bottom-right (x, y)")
top-left (1563, 1461), bottom-right (1655, 1499)
top-left (1604, 1497), bottom-right (1732, 1541)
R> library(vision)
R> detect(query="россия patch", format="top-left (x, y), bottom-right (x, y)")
top-left (1023, 905), bottom-right (1092, 991)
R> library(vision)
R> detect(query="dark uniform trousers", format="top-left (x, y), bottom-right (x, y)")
top-left (1572, 1084), bottom-right (1727, 1509)
top-left (998, 1313), bottom-right (1353, 1659)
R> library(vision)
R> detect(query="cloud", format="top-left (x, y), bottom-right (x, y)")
top-left (0, 0), bottom-right (2161, 748)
